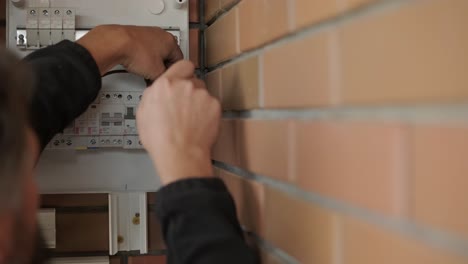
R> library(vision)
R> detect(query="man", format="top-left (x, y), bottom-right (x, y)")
top-left (0, 25), bottom-right (256, 264)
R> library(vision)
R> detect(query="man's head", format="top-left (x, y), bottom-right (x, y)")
top-left (0, 49), bottom-right (41, 264)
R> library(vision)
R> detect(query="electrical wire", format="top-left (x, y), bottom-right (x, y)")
top-left (102, 69), bottom-right (129, 77)
top-left (102, 70), bottom-right (153, 87)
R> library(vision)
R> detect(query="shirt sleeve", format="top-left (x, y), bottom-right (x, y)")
top-left (155, 178), bottom-right (258, 264)
top-left (24, 40), bottom-right (101, 149)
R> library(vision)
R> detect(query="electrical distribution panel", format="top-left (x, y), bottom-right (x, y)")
top-left (7, 0), bottom-right (189, 192)
top-left (46, 74), bottom-right (147, 151)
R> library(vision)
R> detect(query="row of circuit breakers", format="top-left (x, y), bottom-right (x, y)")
top-left (16, 8), bottom-right (181, 50)
top-left (46, 91), bottom-right (145, 150)
top-left (12, 5), bottom-right (184, 151)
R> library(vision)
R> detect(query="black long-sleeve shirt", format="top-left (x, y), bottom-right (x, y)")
top-left (25, 41), bottom-right (256, 264)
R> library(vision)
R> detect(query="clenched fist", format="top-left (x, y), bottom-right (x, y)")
top-left (137, 61), bottom-right (221, 185)
top-left (78, 25), bottom-right (183, 80)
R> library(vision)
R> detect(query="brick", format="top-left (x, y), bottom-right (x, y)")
top-left (41, 194), bottom-right (108, 208)
top-left (128, 255), bottom-right (166, 264)
top-left (189, 29), bottom-right (200, 67)
top-left (148, 212), bottom-right (166, 250)
top-left (205, 69), bottom-right (222, 100)
top-left (55, 212), bottom-right (109, 252)
top-left (220, 0), bottom-right (238, 9)
top-left (237, 119), bottom-right (292, 182)
top-left (411, 124), bottom-right (468, 238)
top-left (265, 187), bottom-right (337, 263)
top-left (294, 0), bottom-right (338, 30)
top-left (212, 119), bottom-right (239, 166)
top-left (238, 0), bottom-right (290, 52)
top-left (218, 169), bottom-right (265, 236)
top-left (342, 216), bottom-right (468, 264)
top-left (205, 0), bottom-right (221, 22)
top-left (205, 0), bottom-right (237, 23)
top-left (213, 166), bottom-right (222, 177)
top-left (339, 0), bottom-right (468, 104)
top-left (344, 0), bottom-right (375, 11)
top-left (189, 0), bottom-right (199, 22)
top-left (221, 57), bottom-right (259, 110)
top-left (205, 7), bottom-right (238, 66)
top-left (263, 31), bottom-right (332, 108)
top-left (295, 121), bottom-right (409, 216)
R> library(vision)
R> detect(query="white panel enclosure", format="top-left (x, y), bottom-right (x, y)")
top-left (6, 0), bottom-right (189, 193)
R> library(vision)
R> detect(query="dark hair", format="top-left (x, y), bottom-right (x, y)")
top-left (0, 48), bottom-right (34, 210)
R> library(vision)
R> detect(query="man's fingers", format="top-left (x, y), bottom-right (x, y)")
top-left (146, 59), bottom-right (166, 80)
top-left (165, 43), bottom-right (184, 68)
top-left (162, 60), bottom-right (195, 80)
top-left (190, 78), bottom-right (206, 89)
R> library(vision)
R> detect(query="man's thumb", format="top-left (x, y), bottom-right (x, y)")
top-left (162, 60), bottom-right (195, 80)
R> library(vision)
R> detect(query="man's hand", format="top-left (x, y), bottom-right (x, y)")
top-left (77, 25), bottom-right (183, 80)
top-left (137, 61), bottom-right (221, 185)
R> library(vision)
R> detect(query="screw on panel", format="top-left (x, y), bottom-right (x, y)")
top-left (132, 213), bottom-right (140, 225)
top-left (127, 95), bottom-right (133, 100)
top-left (54, 10), bottom-right (60, 15)
top-left (30, 9), bottom-right (36, 15)
top-left (66, 10), bottom-right (72, 15)
top-left (18, 34), bottom-right (25, 45)
top-left (42, 10), bottom-right (49, 16)
top-left (117, 235), bottom-right (124, 244)
top-left (127, 140), bottom-right (133, 146)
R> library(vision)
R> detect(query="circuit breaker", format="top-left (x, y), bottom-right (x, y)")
top-left (7, 0), bottom-right (190, 192)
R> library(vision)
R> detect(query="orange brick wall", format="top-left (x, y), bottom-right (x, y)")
top-left (204, 0), bottom-right (468, 263)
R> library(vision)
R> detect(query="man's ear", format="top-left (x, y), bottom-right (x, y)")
top-left (0, 212), bottom-right (15, 264)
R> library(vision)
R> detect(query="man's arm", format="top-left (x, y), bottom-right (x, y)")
top-left (156, 178), bottom-right (257, 264)
top-left (138, 61), bottom-right (257, 264)
top-left (24, 25), bottom-right (183, 149)
top-left (25, 40), bottom-right (101, 149)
